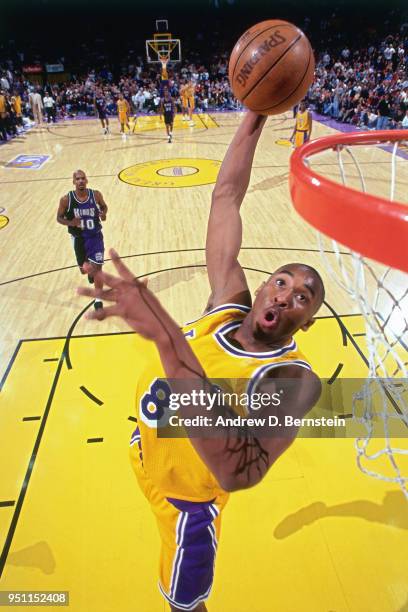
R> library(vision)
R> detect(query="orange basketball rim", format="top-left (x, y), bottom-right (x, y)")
top-left (289, 130), bottom-right (408, 273)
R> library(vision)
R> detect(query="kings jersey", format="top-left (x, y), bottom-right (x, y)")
top-left (65, 189), bottom-right (102, 237)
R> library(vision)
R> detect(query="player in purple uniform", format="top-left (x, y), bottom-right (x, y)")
top-left (57, 169), bottom-right (108, 311)
top-left (94, 90), bottom-right (110, 135)
top-left (160, 87), bottom-right (175, 143)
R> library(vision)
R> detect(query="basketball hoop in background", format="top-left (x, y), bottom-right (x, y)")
top-left (290, 130), bottom-right (408, 498)
top-left (146, 19), bottom-right (181, 64)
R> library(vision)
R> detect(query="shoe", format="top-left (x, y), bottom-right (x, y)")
top-left (88, 274), bottom-right (94, 284)
top-left (168, 136), bottom-right (172, 143)
top-left (94, 300), bottom-right (103, 310)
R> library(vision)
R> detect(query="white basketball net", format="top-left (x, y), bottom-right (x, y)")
top-left (309, 140), bottom-right (408, 498)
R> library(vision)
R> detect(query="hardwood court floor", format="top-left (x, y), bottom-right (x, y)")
top-left (0, 112), bottom-right (407, 611)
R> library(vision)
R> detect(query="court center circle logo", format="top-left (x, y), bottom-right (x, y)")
top-left (118, 158), bottom-right (222, 188)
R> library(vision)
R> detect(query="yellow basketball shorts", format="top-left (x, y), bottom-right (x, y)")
top-left (130, 426), bottom-right (227, 610)
top-left (295, 129), bottom-right (309, 148)
top-left (187, 96), bottom-right (195, 110)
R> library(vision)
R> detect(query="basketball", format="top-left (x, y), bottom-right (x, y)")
top-left (229, 20), bottom-right (315, 115)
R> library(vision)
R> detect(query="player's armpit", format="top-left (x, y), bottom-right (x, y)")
top-left (260, 366), bottom-right (322, 422)
top-left (94, 191), bottom-right (108, 214)
top-left (220, 368), bottom-right (321, 491)
top-left (184, 368), bottom-right (321, 493)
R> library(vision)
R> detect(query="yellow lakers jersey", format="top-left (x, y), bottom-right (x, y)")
top-left (130, 304), bottom-right (311, 502)
top-left (161, 64), bottom-right (169, 80)
top-left (12, 95), bottom-right (22, 114)
top-left (296, 110), bottom-right (310, 132)
top-left (117, 99), bottom-right (128, 114)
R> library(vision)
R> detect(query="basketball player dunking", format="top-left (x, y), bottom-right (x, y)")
top-left (160, 87), bottom-right (175, 143)
top-left (79, 111), bottom-right (324, 610)
top-left (58, 170), bottom-right (108, 312)
top-left (160, 55), bottom-right (170, 95)
top-left (290, 100), bottom-right (312, 147)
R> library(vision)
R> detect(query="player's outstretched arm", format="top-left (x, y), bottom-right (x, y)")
top-left (78, 251), bottom-right (321, 493)
top-left (206, 111), bottom-right (267, 308)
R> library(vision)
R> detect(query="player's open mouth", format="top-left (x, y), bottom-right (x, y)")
top-left (260, 308), bottom-right (279, 329)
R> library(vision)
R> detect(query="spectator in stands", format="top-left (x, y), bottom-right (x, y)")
top-left (132, 89), bottom-right (145, 112)
top-left (29, 88), bottom-right (43, 125)
top-left (383, 43), bottom-right (396, 63)
top-left (377, 95), bottom-right (391, 129)
top-left (4, 93), bottom-right (17, 137)
top-left (0, 73), bottom-right (10, 92)
top-left (0, 89), bottom-right (7, 141)
top-left (43, 92), bottom-right (56, 123)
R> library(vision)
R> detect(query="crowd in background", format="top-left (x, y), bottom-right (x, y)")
top-left (0, 54), bottom-right (238, 140)
top-left (1, 20), bottom-right (408, 142)
top-left (310, 33), bottom-right (408, 129)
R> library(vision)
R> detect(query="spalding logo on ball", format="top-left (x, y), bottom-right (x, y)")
top-left (229, 20), bottom-right (315, 115)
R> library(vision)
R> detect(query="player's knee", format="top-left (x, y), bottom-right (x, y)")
top-left (87, 262), bottom-right (102, 276)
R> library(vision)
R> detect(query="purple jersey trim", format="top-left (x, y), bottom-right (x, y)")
top-left (214, 320), bottom-right (297, 359)
top-left (247, 360), bottom-right (312, 398)
top-left (159, 583), bottom-right (212, 611)
top-left (185, 303), bottom-right (250, 326)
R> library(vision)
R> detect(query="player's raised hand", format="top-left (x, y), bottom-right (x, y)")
top-left (77, 249), bottom-right (176, 343)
